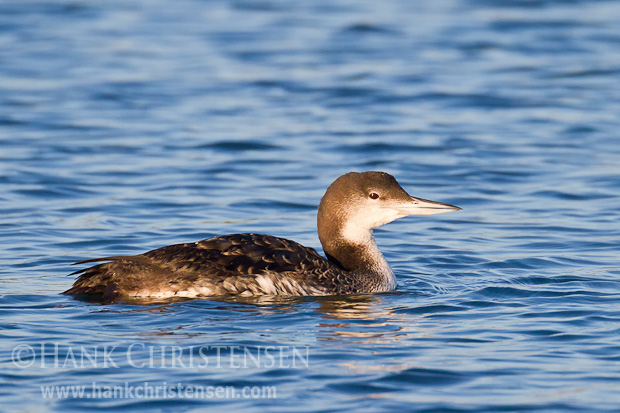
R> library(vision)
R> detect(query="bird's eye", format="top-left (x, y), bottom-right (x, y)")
top-left (369, 192), bottom-right (380, 199)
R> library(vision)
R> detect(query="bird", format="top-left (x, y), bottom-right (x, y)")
top-left (64, 171), bottom-right (460, 301)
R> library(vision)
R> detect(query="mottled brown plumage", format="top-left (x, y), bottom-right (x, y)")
top-left (65, 234), bottom-right (370, 300)
top-left (65, 172), bottom-right (460, 301)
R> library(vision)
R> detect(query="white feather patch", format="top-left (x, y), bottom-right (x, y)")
top-left (256, 275), bottom-right (278, 295)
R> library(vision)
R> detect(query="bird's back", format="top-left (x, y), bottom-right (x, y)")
top-left (64, 233), bottom-right (358, 301)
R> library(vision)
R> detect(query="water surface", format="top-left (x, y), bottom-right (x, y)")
top-left (1, 0), bottom-right (620, 411)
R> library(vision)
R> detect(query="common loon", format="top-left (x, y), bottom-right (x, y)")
top-left (64, 171), bottom-right (460, 300)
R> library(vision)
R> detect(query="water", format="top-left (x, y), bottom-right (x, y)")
top-left (1, 0), bottom-right (620, 411)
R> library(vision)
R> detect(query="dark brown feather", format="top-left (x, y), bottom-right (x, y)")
top-left (64, 233), bottom-right (362, 300)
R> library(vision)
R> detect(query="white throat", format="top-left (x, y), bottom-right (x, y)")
top-left (340, 223), bottom-right (396, 291)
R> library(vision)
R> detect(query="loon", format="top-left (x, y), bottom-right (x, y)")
top-left (64, 171), bottom-right (460, 300)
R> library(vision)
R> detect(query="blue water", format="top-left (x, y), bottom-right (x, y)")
top-left (2, 0), bottom-right (620, 411)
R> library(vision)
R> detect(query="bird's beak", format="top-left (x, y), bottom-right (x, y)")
top-left (393, 196), bottom-right (461, 216)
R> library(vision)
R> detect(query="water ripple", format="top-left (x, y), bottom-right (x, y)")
top-left (2, 0), bottom-right (620, 411)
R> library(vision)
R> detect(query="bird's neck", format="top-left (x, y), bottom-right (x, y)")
top-left (318, 221), bottom-right (396, 292)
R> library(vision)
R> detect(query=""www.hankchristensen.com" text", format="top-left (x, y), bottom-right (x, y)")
top-left (41, 382), bottom-right (277, 399)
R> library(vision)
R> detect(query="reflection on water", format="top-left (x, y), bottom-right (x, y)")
top-left (315, 294), bottom-right (385, 320)
top-left (74, 293), bottom-right (423, 347)
top-left (314, 295), bottom-right (408, 344)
